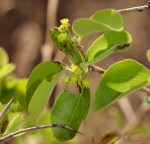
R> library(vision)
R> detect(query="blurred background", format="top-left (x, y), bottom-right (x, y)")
top-left (0, 0), bottom-right (150, 144)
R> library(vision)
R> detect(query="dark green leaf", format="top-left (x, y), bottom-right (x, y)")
top-left (94, 59), bottom-right (150, 111)
top-left (81, 88), bottom-right (90, 119)
top-left (51, 91), bottom-right (83, 141)
top-left (51, 89), bottom-right (90, 141)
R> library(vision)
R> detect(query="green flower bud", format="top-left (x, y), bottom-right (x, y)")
top-left (81, 78), bottom-right (90, 88)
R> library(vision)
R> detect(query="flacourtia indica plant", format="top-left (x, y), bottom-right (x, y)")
top-left (1, 8), bottom-right (150, 142)
top-left (26, 9), bottom-right (150, 141)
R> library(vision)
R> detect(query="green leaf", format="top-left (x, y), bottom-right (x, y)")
top-left (26, 61), bottom-right (65, 106)
top-left (90, 9), bottom-right (123, 30)
top-left (94, 59), bottom-right (150, 111)
top-left (26, 69), bottom-right (65, 126)
top-left (51, 89), bottom-right (90, 141)
top-left (0, 47), bottom-right (9, 68)
top-left (3, 113), bottom-right (24, 135)
top-left (15, 79), bottom-right (27, 111)
top-left (0, 79), bottom-right (27, 111)
top-left (81, 88), bottom-right (90, 119)
top-left (51, 91), bottom-right (82, 141)
top-left (147, 49), bottom-right (150, 62)
top-left (0, 64), bottom-right (16, 78)
top-left (72, 9), bottom-right (123, 38)
top-left (85, 31), bottom-right (132, 64)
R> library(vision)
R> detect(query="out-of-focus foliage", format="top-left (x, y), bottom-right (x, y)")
top-left (0, 47), bottom-right (27, 134)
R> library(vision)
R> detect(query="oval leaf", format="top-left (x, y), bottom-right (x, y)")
top-left (26, 61), bottom-right (65, 106)
top-left (51, 91), bottom-right (83, 141)
top-left (85, 31), bottom-right (132, 64)
top-left (26, 69), bottom-right (65, 126)
top-left (51, 89), bottom-right (90, 141)
top-left (72, 9), bottom-right (123, 38)
top-left (94, 59), bottom-right (150, 111)
top-left (90, 9), bottom-right (123, 31)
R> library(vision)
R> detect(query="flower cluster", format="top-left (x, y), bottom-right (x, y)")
top-left (60, 18), bottom-right (70, 30)
top-left (62, 64), bottom-right (90, 88)
top-left (57, 33), bottom-right (67, 42)
top-left (57, 18), bottom-right (70, 42)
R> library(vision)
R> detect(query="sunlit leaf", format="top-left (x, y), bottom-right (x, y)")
top-left (94, 59), bottom-right (150, 111)
top-left (0, 64), bottom-right (16, 78)
top-left (26, 61), bottom-right (66, 106)
top-left (85, 31), bottom-right (131, 64)
top-left (26, 70), bottom-right (65, 126)
top-left (72, 9), bottom-right (123, 38)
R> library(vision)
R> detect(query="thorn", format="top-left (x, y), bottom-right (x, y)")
top-left (51, 124), bottom-right (84, 135)
top-left (0, 96), bottom-right (15, 119)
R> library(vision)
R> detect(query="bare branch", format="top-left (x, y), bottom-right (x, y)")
top-left (89, 65), bottom-right (105, 74)
top-left (118, 1), bottom-right (150, 13)
top-left (0, 124), bottom-right (84, 143)
top-left (0, 96), bottom-right (15, 119)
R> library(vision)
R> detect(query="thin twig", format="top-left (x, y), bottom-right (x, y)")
top-left (117, 1), bottom-right (150, 13)
top-left (89, 65), bottom-right (105, 74)
top-left (118, 97), bottom-right (137, 123)
top-left (90, 65), bottom-right (150, 95)
top-left (0, 96), bottom-right (15, 119)
top-left (0, 124), bottom-right (84, 143)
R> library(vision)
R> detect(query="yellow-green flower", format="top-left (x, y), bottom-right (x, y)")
top-left (60, 18), bottom-right (70, 29)
top-left (69, 75), bottom-right (78, 85)
top-left (57, 33), bottom-right (67, 42)
top-left (81, 78), bottom-right (90, 88)
top-left (71, 64), bottom-right (83, 76)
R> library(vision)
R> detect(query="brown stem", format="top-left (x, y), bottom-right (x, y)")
top-left (0, 124), bottom-right (84, 143)
top-left (0, 96), bottom-right (15, 119)
top-left (89, 65), bottom-right (105, 74)
top-left (117, 1), bottom-right (150, 13)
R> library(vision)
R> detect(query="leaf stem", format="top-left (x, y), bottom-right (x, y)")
top-left (0, 124), bottom-right (84, 143)
top-left (117, 1), bottom-right (150, 13)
